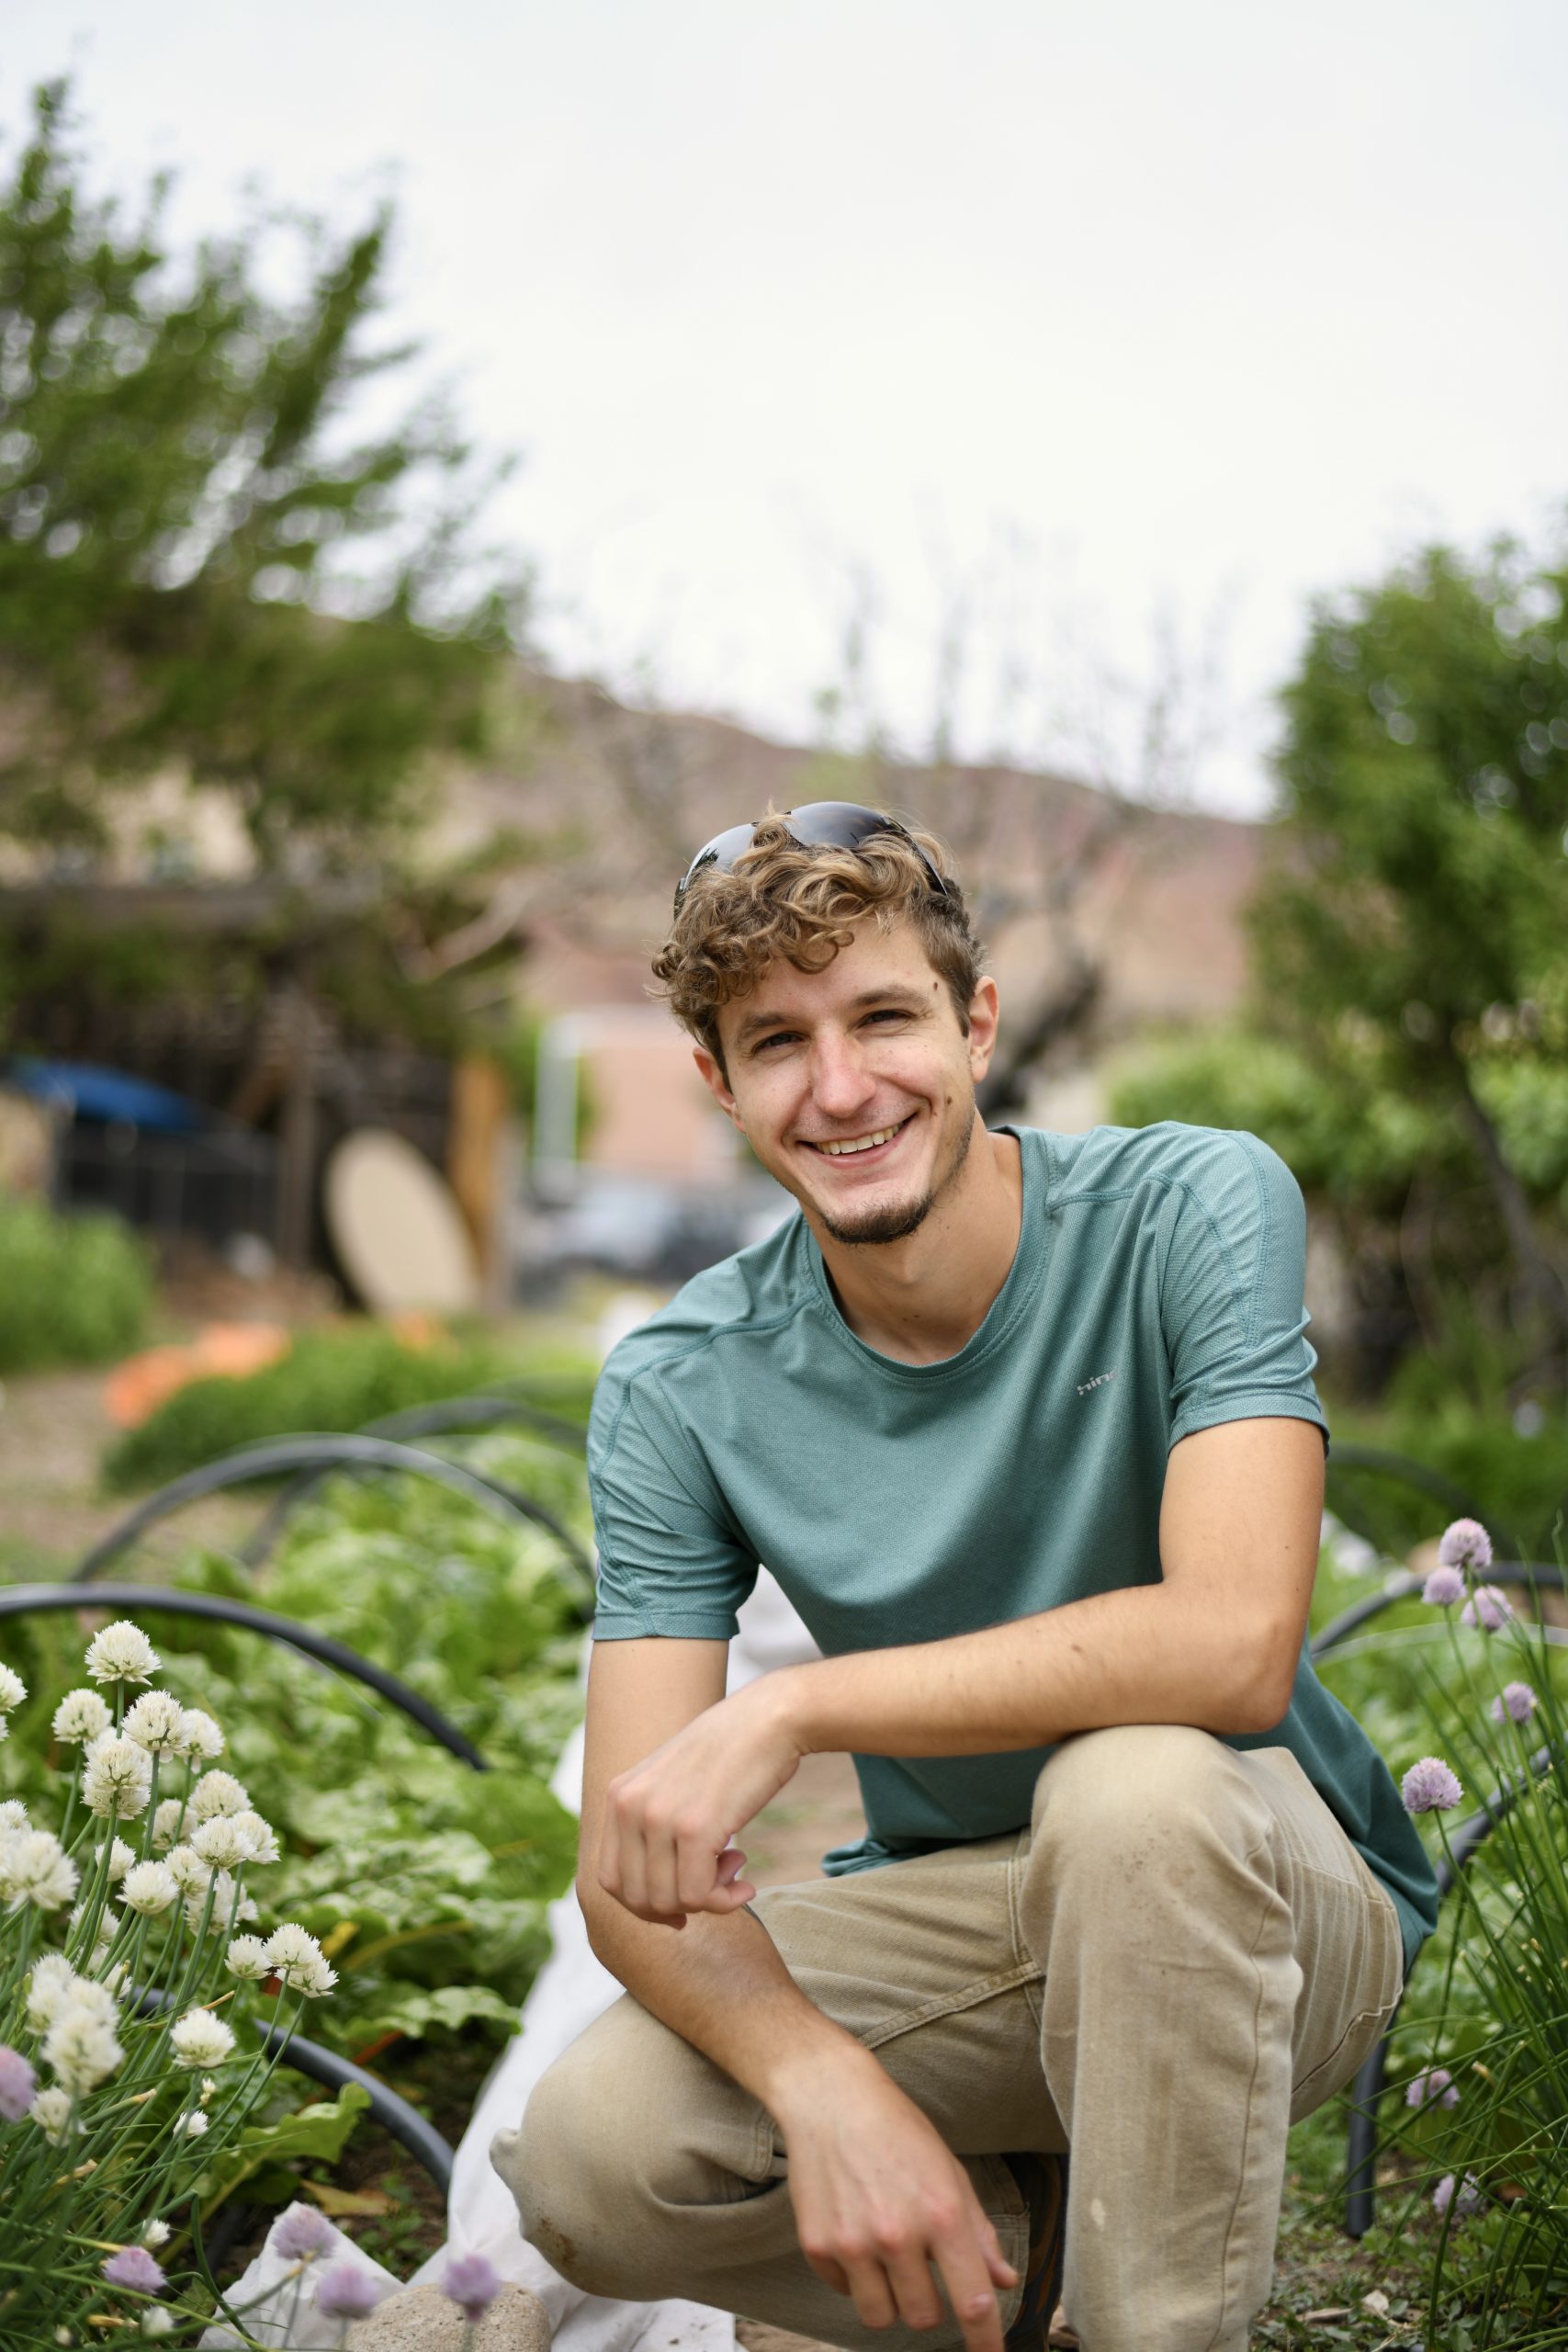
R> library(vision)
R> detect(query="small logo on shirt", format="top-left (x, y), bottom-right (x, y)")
top-left (1076, 1369), bottom-right (1116, 1396)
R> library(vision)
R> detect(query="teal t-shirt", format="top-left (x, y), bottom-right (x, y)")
top-left (588, 1120), bottom-right (1438, 1973)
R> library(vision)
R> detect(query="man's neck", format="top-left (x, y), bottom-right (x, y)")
top-left (813, 1122), bottom-right (1024, 1365)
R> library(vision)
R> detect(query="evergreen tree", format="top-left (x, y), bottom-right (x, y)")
top-left (0, 81), bottom-right (525, 865)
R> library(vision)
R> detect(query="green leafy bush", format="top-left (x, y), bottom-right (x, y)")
top-left (102, 1320), bottom-right (593, 1492)
top-left (1327, 1396), bottom-right (1568, 1568)
top-left (7, 1428), bottom-right (592, 2078)
top-left (0, 1193), bottom-right (152, 1373)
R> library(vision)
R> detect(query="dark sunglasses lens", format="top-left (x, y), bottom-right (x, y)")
top-left (676, 822), bottom-right (762, 903)
top-left (778, 801), bottom-right (895, 852)
top-left (674, 801), bottom-right (947, 907)
top-left (784, 803), bottom-right (948, 897)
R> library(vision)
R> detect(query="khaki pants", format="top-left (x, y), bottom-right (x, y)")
top-left (495, 1724), bottom-right (1404, 2352)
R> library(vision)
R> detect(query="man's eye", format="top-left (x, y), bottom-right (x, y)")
top-left (863, 1008), bottom-right (908, 1026)
top-left (754, 1032), bottom-right (797, 1052)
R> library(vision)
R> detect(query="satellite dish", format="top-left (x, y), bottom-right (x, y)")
top-left (324, 1128), bottom-right (479, 1314)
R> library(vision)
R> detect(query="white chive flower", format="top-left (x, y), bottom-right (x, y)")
top-left (51, 1689), bottom-right (112, 1745)
top-left (190, 1770), bottom-right (250, 1821)
top-left (164, 1845), bottom-right (208, 1895)
top-left (175, 1709), bottom-right (224, 1760)
top-left (119, 1861), bottom-right (180, 1917)
top-left (192, 1816), bottom-right (252, 1871)
top-left (180, 2109), bottom-right (209, 2137)
top-left (60, 1975), bottom-right (120, 2030)
top-left (43, 2007), bottom-right (124, 2094)
top-left (225, 1934), bottom-right (273, 1982)
top-left (30, 2086), bottom-right (78, 2144)
top-left (84, 1622), bottom-right (160, 1686)
top-left (151, 1798), bottom-right (195, 1853)
top-left (0, 1660), bottom-right (27, 1721)
top-left (6, 1832), bottom-right (79, 1912)
top-left (141, 2220), bottom-right (172, 2249)
top-left (230, 1810), bottom-right (280, 1865)
top-left (142, 2313), bottom-right (175, 2336)
top-left (169, 2007), bottom-right (236, 2070)
top-left (96, 1838), bottom-right (138, 1884)
top-left (83, 1737), bottom-right (153, 1821)
top-left (0, 1797), bottom-right (29, 1832)
top-left (122, 1690), bottom-right (186, 1755)
top-left (26, 1954), bottom-right (78, 2031)
top-left (68, 1902), bottom-right (122, 1957)
top-left (265, 1923), bottom-right (338, 1997)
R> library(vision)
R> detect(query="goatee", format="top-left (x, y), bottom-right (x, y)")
top-left (816, 1113), bottom-right (973, 1247)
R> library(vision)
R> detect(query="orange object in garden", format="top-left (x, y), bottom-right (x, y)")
top-left (105, 1322), bottom-right (292, 1429)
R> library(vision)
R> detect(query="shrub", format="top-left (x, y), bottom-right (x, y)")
top-left (102, 1320), bottom-right (593, 1492)
top-left (0, 1194), bottom-right (153, 1374)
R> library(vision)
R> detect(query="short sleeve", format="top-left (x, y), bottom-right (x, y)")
top-left (587, 1360), bottom-right (759, 1641)
top-left (1160, 1135), bottom-right (1328, 1452)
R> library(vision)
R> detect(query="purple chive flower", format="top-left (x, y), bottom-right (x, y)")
top-left (1421, 1565), bottom-right (1466, 1607)
top-left (1405, 2067), bottom-right (1460, 2110)
top-left (102, 2246), bottom-right (166, 2294)
top-left (1432, 2172), bottom-right (1483, 2218)
top-left (1490, 1680), bottom-right (1539, 1725)
top-left (442, 2251), bottom-right (502, 2320)
top-left (273, 2201), bottom-right (336, 2260)
top-left (1403, 1757), bottom-right (1464, 1814)
top-left (1438, 1519), bottom-right (1493, 1572)
top-left (314, 2261), bottom-right (385, 2319)
top-left (1461, 1584), bottom-right (1513, 1634)
top-left (0, 2044), bottom-right (38, 2122)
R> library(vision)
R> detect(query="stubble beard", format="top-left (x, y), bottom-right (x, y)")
top-left (815, 1108), bottom-right (974, 1247)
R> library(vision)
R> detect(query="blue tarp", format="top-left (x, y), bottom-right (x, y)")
top-left (6, 1058), bottom-right (207, 1133)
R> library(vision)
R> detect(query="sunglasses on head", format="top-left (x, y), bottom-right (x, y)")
top-left (673, 802), bottom-right (951, 914)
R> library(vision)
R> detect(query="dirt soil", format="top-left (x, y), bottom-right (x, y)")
top-left (0, 1362), bottom-right (256, 1571)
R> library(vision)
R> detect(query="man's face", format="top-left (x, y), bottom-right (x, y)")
top-left (695, 919), bottom-right (998, 1246)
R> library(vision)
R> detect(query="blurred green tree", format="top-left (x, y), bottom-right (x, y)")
top-left (0, 80), bottom-right (526, 865)
top-left (1118, 538), bottom-right (1568, 1397)
top-left (1255, 537), bottom-right (1568, 1381)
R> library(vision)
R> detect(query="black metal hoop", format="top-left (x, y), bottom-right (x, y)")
top-left (72, 1432), bottom-right (593, 1589)
top-left (1312, 1559), bottom-right (1566, 1660)
top-left (239, 1394), bottom-right (590, 1572)
top-left (0, 1581), bottom-right (488, 1770)
top-left (132, 1986), bottom-right (458, 2194)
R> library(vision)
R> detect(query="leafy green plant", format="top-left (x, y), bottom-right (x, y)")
top-left (101, 1321), bottom-right (593, 1493)
top-left (0, 1193), bottom-right (152, 1374)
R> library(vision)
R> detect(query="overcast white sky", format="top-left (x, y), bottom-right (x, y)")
top-left (6, 1), bottom-right (1567, 815)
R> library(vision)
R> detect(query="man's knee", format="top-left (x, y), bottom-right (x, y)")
top-left (492, 2033), bottom-right (637, 2296)
top-left (491, 1994), bottom-right (764, 2300)
top-left (1030, 1724), bottom-right (1268, 1893)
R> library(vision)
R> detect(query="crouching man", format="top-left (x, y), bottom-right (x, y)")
top-left (492, 807), bottom-right (1437, 2352)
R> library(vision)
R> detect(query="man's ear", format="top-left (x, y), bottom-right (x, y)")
top-left (694, 1045), bottom-right (744, 1129)
top-left (964, 976), bottom-right (1000, 1083)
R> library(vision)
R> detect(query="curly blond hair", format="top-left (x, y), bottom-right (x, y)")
top-left (651, 813), bottom-right (984, 1072)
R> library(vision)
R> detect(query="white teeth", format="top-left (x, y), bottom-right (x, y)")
top-left (818, 1125), bottom-right (899, 1157)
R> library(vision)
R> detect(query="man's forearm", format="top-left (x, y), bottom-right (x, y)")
top-left (773, 1575), bottom-right (1295, 1767)
top-left (580, 1881), bottom-right (871, 2115)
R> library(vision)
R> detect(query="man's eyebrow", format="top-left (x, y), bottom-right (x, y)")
top-left (731, 985), bottom-right (931, 1048)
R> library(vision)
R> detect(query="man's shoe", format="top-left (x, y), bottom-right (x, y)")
top-left (1000, 2152), bottom-right (1066, 2352)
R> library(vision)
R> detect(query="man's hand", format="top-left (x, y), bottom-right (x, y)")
top-left (775, 2047), bottom-right (1018, 2352)
top-left (598, 1671), bottom-right (807, 1927)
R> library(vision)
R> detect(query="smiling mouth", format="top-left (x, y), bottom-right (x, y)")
top-left (801, 1116), bottom-right (913, 1159)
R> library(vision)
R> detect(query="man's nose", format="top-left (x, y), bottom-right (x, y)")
top-left (808, 1032), bottom-right (878, 1119)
